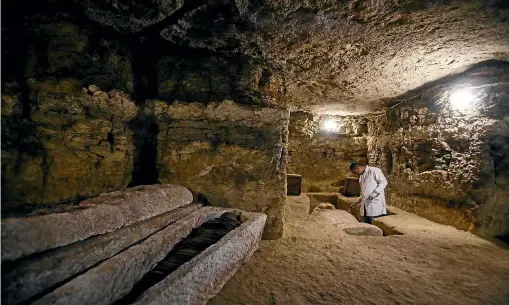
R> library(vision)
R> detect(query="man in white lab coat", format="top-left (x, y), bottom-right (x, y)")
top-left (349, 162), bottom-right (388, 224)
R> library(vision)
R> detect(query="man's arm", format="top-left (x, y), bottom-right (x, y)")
top-left (368, 168), bottom-right (388, 200)
top-left (350, 197), bottom-right (362, 209)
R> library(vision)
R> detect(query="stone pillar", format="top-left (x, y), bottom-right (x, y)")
top-left (155, 100), bottom-right (289, 239)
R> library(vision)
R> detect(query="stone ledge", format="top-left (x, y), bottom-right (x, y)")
top-left (1, 184), bottom-right (193, 261)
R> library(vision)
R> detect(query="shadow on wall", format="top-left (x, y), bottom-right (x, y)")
top-left (128, 107), bottom-right (159, 187)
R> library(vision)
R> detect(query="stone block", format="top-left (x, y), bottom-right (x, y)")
top-left (1, 184), bottom-right (193, 261)
top-left (155, 101), bottom-right (289, 240)
top-left (343, 177), bottom-right (360, 196)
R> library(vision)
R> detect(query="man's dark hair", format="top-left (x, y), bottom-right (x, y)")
top-left (349, 162), bottom-right (360, 170)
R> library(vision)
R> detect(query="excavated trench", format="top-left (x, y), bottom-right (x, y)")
top-left (304, 193), bottom-right (402, 236)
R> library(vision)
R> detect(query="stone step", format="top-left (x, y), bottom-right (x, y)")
top-left (2, 204), bottom-right (201, 305)
top-left (1, 184), bottom-right (194, 261)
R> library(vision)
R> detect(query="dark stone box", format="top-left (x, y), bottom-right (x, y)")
top-left (287, 174), bottom-right (302, 196)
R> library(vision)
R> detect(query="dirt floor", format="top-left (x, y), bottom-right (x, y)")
top-left (208, 196), bottom-right (509, 305)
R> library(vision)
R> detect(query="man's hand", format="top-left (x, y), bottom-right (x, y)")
top-left (350, 198), bottom-right (361, 209)
top-left (367, 192), bottom-right (379, 201)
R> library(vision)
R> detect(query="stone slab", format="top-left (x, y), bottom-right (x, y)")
top-left (320, 210), bottom-right (383, 236)
top-left (2, 204), bottom-right (201, 305)
top-left (131, 208), bottom-right (266, 305)
top-left (32, 207), bottom-right (230, 305)
top-left (81, 184), bottom-right (194, 227)
top-left (343, 177), bottom-right (361, 197)
top-left (1, 184), bottom-right (193, 261)
top-left (1, 204), bottom-right (123, 262)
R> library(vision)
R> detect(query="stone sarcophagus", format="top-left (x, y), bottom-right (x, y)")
top-left (1, 184), bottom-right (266, 305)
top-left (343, 177), bottom-right (360, 197)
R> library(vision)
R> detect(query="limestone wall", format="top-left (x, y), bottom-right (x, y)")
top-left (154, 101), bottom-right (289, 239)
top-left (367, 64), bottom-right (509, 238)
top-left (287, 111), bottom-right (369, 192)
top-left (1, 83), bottom-right (137, 211)
top-left (287, 65), bottom-right (509, 239)
top-left (1, 9), bottom-right (289, 240)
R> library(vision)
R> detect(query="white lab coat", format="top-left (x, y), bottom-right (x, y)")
top-left (359, 166), bottom-right (388, 217)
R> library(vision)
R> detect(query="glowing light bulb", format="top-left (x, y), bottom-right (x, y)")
top-left (322, 119), bottom-right (338, 132)
top-left (449, 89), bottom-right (474, 111)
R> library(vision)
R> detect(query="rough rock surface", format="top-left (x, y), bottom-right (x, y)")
top-left (31, 207), bottom-right (227, 305)
top-left (4, 1), bottom-right (509, 114)
top-left (2, 204), bottom-right (201, 305)
top-left (131, 209), bottom-right (266, 305)
top-left (1, 84), bottom-right (137, 210)
top-left (156, 54), bottom-right (285, 106)
top-left (367, 64), bottom-right (509, 238)
top-left (3, 0), bottom-right (509, 244)
top-left (154, 100), bottom-right (289, 239)
top-left (247, 1), bottom-right (509, 114)
top-left (288, 64), bottom-right (509, 239)
top-left (1, 184), bottom-right (193, 261)
top-left (287, 111), bottom-right (368, 192)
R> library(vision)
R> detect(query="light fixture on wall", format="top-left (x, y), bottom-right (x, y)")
top-left (449, 88), bottom-right (475, 111)
top-left (322, 119), bottom-right (338, 132)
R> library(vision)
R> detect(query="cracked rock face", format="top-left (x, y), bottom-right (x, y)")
top-left (1, 82), bottom-right (137, 210)
top-left (154, 100), bottom-right (289, 239)
top-left (287, 111), bottom-right (369, 192)
top-left (6, 0), bottom-right (507, 114)
top-left (246, 0), bottom-right (509, 114)
top-left (288, 63), bottom-right (509, 238)
top-left (367, 64), bottom-right (509, 237)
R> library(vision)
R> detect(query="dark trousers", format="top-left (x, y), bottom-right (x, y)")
top-left (364, 206), bottom-right (374, 224)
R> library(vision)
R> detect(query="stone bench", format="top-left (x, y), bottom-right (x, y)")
top-left (1, 185), bottom-right (266, 305)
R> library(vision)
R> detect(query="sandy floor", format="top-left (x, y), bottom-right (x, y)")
top-left (208, 197), bottom-right (509, 305)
